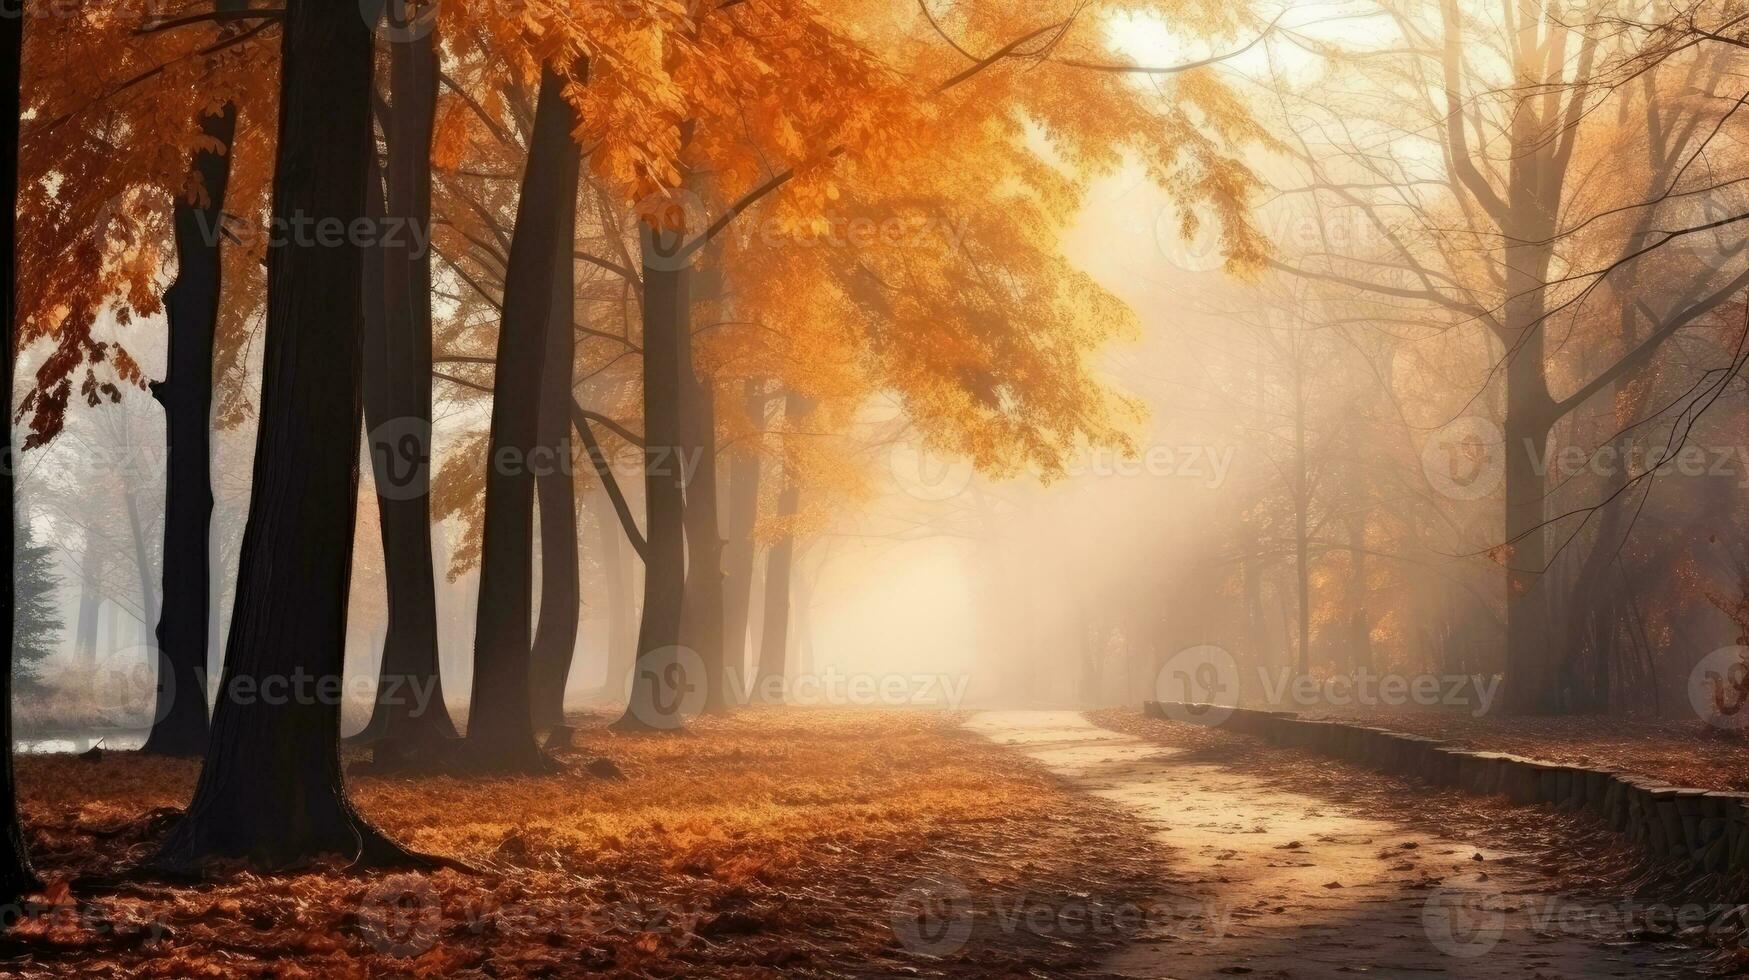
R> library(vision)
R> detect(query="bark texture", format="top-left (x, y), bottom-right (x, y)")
top-left (529, 189), bottom-right (581, 731)
top-left (149, 0), bottom-right (417, 872)
top-left (719, 380), bottom-right (763, 695)
top-left (0, 0), bottom-right (41, 902)
top-left (355, 26), bottom-right (458, 751)
top-left (679, 315), bottom-right (728, 713)
top-left (461, 65), bottom-right (580, 769)
top-left (139, 0), bottom-right (246, 759)
top-left (614, 229), bottom-right (690, 731)
top-left (753, 392), bottom-right (809, 704)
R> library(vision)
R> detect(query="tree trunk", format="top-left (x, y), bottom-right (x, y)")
top-left (355, 25), bottom-right (458, 752)
top-left (149, 0), bottom-right (422, 872)
top-left (0, 2), bottom-right (41, 903)
top-left (679, 334), bottom-right (729, 713)
top-left (1347, 517), bottom-right (1370, 671)
top-left (1499, 254), bottom-right (1557, 713)
top-left (461, 64), bottom-right (580, 769)
top-left (207, 517), bottom-right (222, 685)
top-left (123, 489), bottom-right (156, 627)
top-left (74, 536), bottom-right (102, 669)
top-left (103, 599), bottom-right (121, 655)
top-left (1240, 546), bottom-right (1264, 668)
top-left (1078, 615), bottom-right (1100, 706)
top-left (613, 227), bottom-right (691, 731)
top-left (600, 489), bottom-right (636, 694)
top-left (755, 518), bottom-right (796, 705)
top-left (529, 185), bottom-right (581, 732)
top-left (753, 392), bottom-right (808, 704)
top-left (141, 35), bottom-right (239, 754)
top-left (1292, 367), bottom-right (1310, 678)
top-left (792, 554), bottom-right (817, 679)
top-left (1502, 406), bottom-right (1554, 712)
top-left (719, 380), bottom-right (762, 703)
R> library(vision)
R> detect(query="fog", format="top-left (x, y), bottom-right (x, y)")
top-left (15, 0), bottom-right (1749, 741)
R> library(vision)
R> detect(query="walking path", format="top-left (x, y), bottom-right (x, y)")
top-left (965, 711), bottom-right (1709, 979)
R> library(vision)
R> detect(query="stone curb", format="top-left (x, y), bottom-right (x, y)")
top-left (1139, 700), bottom-right (1742, 872)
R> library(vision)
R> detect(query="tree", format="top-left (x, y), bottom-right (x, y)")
top-left (461, 62), bottom-right (582, 768)
top-left (1271, 0), bottom-right (1749, 711)
top-left (15, 3), bottom-right (278, 451)
top-left (719, 379), bottom-right (766, 694)
top-left (679, 245), bottom-right (730, 714)
top-left (613, 217), bottom-right (691, 730)
top-left (140, 0), bottom-right (249, 757)
top-left (354, 15), bottom-right (460, 755)
top-left (528, 165), bottom-right (582, 737)
top-left (11, 0), bottom-right (280, 757)
top-left (149, 0), bottom-right (425, 872)
top-left (0, 0), bottom-right (41, 904)
top-left (14, 518), bottom-right (62, 691)
top-left (289, 0), bottom-right (1270, 738)
top-left (753, 392), bottom-right (809, 702)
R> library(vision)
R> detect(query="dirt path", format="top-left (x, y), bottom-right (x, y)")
top-left (966, 711), bottom-right (1710, 980)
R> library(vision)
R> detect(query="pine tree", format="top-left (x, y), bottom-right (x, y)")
top-left (12, 519), bottom-right (60, 692)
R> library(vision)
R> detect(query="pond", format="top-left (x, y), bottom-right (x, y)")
top-left (15, 730), bottom-right (148, 754)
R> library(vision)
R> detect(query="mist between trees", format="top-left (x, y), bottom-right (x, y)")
top-left (0, 0), bottom-right (1744, 923)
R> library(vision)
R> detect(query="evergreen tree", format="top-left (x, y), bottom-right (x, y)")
top-left (12, 519), bottom-right (60, 691)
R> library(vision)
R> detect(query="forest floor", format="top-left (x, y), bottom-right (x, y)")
top-left (1095, 706), bottom-right (1747, 975)
top-left (1275, 705), bottom-right (1749, 791)
top-left (0, 708), bottom-right (1173, 978)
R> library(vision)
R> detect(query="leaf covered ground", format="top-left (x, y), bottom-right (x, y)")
top-left (1283, 705), bottom-right (1749, 792)
top-left (1, 708), bottom-right (1172, 978)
